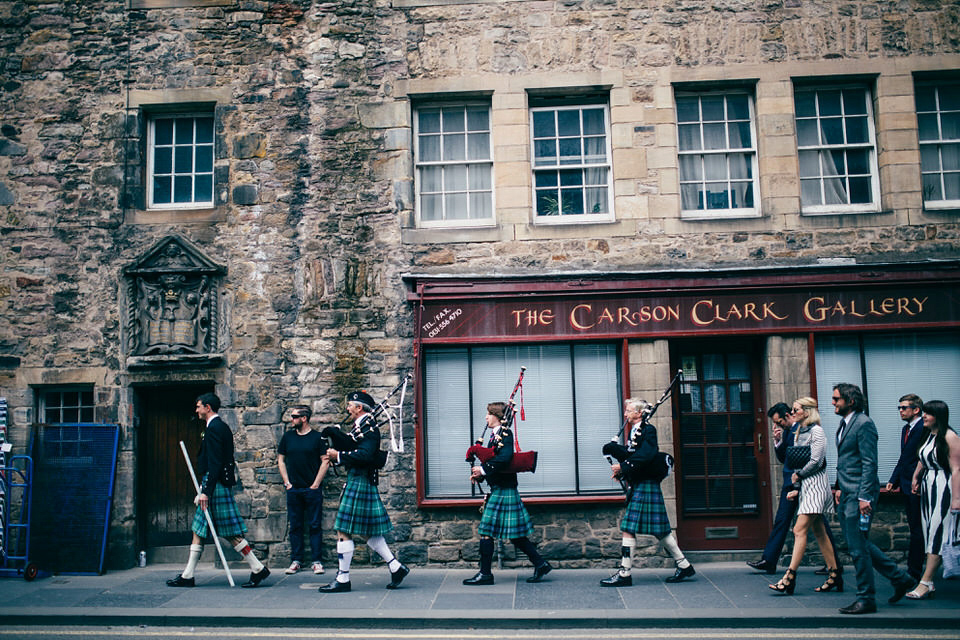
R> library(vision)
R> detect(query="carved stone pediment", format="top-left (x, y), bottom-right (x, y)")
top-left (122, 235), bottom-right (226, 368)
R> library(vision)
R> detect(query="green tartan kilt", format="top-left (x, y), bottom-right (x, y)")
top-left (478, 486), bottom-right (534, 539)
top-left (192, 479), bottom-right (247, 539)
top-left (620, 480), bottom-right (671, 538)
top-left (334, 469), bottom-right (392, 536)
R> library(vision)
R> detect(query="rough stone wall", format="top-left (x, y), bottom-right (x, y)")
top-left (1, 0), bottom-right (958, 569)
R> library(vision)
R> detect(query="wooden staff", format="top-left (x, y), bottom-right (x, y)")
top-left (179, 440), bottom-right (235, 587)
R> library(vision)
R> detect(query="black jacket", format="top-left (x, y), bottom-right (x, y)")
top-left (481, 426), bottom-right (519, 489)
top-left (619, 420), bottom-right (658, 482)
top-left (888, 418), bottom-right (928, 491)
top-left (197, 415), bottom-right (235, 497)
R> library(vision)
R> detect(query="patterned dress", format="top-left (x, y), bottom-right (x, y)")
top-left (917, 431), bottom-right (952, 554)
top-left (794, 423), bottom-right (834, 516)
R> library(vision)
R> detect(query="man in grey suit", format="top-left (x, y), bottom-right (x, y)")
top-left (832, 383), bottom-right (915, 615)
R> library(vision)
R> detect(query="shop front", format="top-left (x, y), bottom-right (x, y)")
top-left (406, 262), bottom-right (960, 552)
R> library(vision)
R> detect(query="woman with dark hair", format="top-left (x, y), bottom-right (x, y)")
top-left (906, 400), bottom-right (960, 600)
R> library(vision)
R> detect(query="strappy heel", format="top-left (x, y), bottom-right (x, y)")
top-left (815, 568), bottom-right (843, 593)
top-left (906, 580), bottom-right (936, 600)
top-left (769, 568), bottom-right (796, 595)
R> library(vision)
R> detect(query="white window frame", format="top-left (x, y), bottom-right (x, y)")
top-left (530, 103), bottom-right (614, 225)
top-left (38, 386), bottom-right (95, 424)
top-left (146, 111), bottom-right (215, 210)
top-left (916, 80), bottom-right (960, 210)
top-left (794, 83), bottom-right (881, 215)
top-left (675, 89), bottom-right (761, 220)
top-left (413, 101), bottom-right (494, 228)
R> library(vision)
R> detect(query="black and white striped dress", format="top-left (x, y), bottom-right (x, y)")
top-left (795, 423), bottom-right (834, 516)
top-left (918, 431), bottom-right (952, 554)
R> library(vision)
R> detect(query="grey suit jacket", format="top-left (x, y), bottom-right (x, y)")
top-left (835, 411), bottom-right (880, 504)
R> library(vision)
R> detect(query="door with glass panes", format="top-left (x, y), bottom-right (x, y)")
top-left (672, 343), bottom-right (772, 550)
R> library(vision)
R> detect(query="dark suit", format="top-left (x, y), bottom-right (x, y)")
top-left (887, 417), bottom-right (927, 579)
top-left (197, 416), bottom-right (235, 497)
top-left (760, 423), bottom-right (841, 566)
top-left (836, 411), bottom-right (911, 604)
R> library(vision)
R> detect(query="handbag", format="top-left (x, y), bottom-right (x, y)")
top-left (786, 445), bottom-right (811, 470)
top-left (941, 512), bottom-right (960, 579)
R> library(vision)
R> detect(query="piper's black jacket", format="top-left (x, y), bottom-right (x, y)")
top-left (480, 426), bottom-right (519, 489)
top-left (197, 415), bottom-right (235, 497)
top-left (619, 421), bottom-right (659, 482)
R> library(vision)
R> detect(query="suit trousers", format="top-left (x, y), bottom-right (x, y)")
top-left (902, 490), bottom-right (924, 579)
top-left (838, 492), bottom-right (909, 603)
top-left (286, 487), bottom-right (323, 563)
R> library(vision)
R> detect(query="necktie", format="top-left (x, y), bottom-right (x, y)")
top-left (837, 418), bottom-right (846, 444)
top-left (903, 422), bottom-right (911, 446)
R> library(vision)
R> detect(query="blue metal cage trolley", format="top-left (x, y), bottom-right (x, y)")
top-left (0, 454), bottom-right (39, 580)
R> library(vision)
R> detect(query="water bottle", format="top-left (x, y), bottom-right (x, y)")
top-left (858, 512), bottom-right (871, 533)
top-left (139, 550), bottom-right (147, 568)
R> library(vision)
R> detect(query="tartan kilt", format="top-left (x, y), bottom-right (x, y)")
top-left (192, 480), bottom-right (247, 539)
top-left (334, 469), bottom-right (392, 537)
top-left (478, 486), bottom-right (534, 539)
top-left (620, 480), bottom-right (672, 538)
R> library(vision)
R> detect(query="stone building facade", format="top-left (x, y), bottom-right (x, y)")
top-left (1, 0), bottom-right (959, 572)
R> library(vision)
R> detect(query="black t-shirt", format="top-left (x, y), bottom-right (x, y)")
top-left (278, 429), bottom-right (328, 488)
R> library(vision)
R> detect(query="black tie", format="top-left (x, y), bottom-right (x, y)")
top-left (837, 418), bottom-right (846, 444)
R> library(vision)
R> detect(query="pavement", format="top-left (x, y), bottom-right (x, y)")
top-left (0, 562), bottom-right (957, 630)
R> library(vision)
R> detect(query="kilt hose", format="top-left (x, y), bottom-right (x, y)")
top-left (478, 486), bottom-right (534, 539)
top-left (191, 479), bottom-right (248, 539)
top-left (620, 479), bottom-right (672, 539)
top-left (334, 469), bottom-right (393, 537)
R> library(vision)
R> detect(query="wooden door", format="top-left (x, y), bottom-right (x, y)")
top-left (672, 343), bottom-right (772, 550)
top-left (137, 385), bottom-right (210, 548)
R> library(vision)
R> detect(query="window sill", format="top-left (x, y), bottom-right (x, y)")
top-left (923, 202), bottom-right (960, 213)
top-left (680, 209), bottom-right (762, 221)
top-left (534, 214), bottom-right (616, 226)
top-left (128, 208), bottom-right (224, 225)
top-left (418, 493), bottom-right (627, 508)
top-left (800, 205), bottom-right (881, 216)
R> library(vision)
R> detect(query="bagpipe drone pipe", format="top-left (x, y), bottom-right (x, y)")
top-left (465, 366), bottom-right (538, 475)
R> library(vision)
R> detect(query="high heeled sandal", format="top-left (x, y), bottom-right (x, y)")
top-left (768, 568), bottom-right (797, 595)
top-left (814, 568), bottom-right (843, 593)
top-left (906, 580), bottom-right (936, 600)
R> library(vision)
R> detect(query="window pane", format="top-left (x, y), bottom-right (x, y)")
top-left (942, 112), bottom-right (960, 140)
top-left (558, 138), bottom-right (582, 163)
top-left (917, 113), bottom-right (940, 141)
top-left (676, 97), bottom-right (700, 122)
top-left (195, 145), bottom-right (213, 171)
top-left (701, 95), bottom-right (725, 121)
top-left (174, 120), bottom-right (193, 144)
top-left (703, 123), bottom-right (726, 150)
top-left (468, 191), bottom-right (491, 217)
top-left (820, 117), bottom-right (844, 145)
top-left (442, 133), bottom-right (465, 161)
top-left (536, 190), bottom-right (561, 215)
top-left (923, 174), bottom-right (943, 201)
top-left (584, 136), bottom-right (606, 163)
top-left (442, 108), bottom-right (464, 132)
top-left (534, 139), bottom-right (556, 164)
top-left (794, 91), bottom-right (816, 118)
top-left (843, 89), bottom-right (867, 115)
top-left (915, 85), bottom-right (937, 112)
top-left (847, 148), bottom-right (870, 174)
top-left (824, 178), bottom-right (846, 205)
top-left (704, 154), bottom-right (727, 181)
top-left (154, 176), bottom-right (171, 203)
top-left (444, 192), bottom-right (468, 219)
top-left (941, 85), bottom-right (960, 110)
top-left (418, 135), bottom-right (440, 161)
top-left (845, 116), bottom-right (868, 144)
top-left (535, 171), bottom-right (558, 188)
top-left (557, 110), bottom-right (580, 136)
top-left (467, 132), bottom-right (489, 160)
top-left (679, 155), bottom-right (702, 181)
top-left (942, 144), bottom-right (960, 171)
top-left (681, 184), bottom-right (703, 210)
top-left (732, 181), bottom-right (753, 208)
top-left (824, 150), bottom-right (845, 175)
top-left (174, 146), bottom-right (192, 173)
top-left (174, 175), bottom-right (192, 202)
top-left (154, 147), bottom-right (172, 174)
top-left (421, 165), bottom-right (441, 192)
top-left (584, 186), bottom-right (608, 214)
top-left (705, 184), bottom-right (729, 209)
top-left (421, 194), bottom-right (441, 221)
top-left (443, 165), bottom-right (467, 191)
top-left (533, 111), bottom-right (555, 138)
top-left (195, 175), bottom-right (212, 202)
top-left (728, 121), bottom-right (752, 149)
top-left (560, 188), bottom-right (584, 215)
top-left (582, 108), bottom-right (605, 135)
top-left (728, 153), bottom-right (751, 179)
top-left (920, 145), bottom-right (941, 171)
top-left (419, 110), bottom-right (441, 133)
top-left (678, 124), bottom-right (701, 151)
top-left (559, 169), bottom-right (583, 186)
top-left (801, 178), bottom-right (822, 205)
top-left (466, 107), bottom-right (488, 131)
top-left (468, 165), bottom-right (491, 189)
top-left (154, 118), bottom-right (173, 144)
top-left (819, 90), bottom-right (842, 116)
top-left (796, 119), bottom-right (819, 146)
top-left (945, 172), bottom-right (960, 200)
top-left (195, 117), bottom-right (214, 143)
top-left (798, 150), bottom-right (820, 177)
top-left (849, 176), bottom-right (872, 204)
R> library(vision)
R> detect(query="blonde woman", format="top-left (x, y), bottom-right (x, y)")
top-left (769, 397), bottom-right (841, 595)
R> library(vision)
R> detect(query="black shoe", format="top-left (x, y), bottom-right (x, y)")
top-left (386, 564), bottom-right (409, 589)
top-left (665, 564), bottom-right (696, 583)
top-left (888, 578), bottom-right (915, 604)
top-left (839, 600), bottom-right (877, 615)
top-left (240, 566), bottom-right (270, 588)
top-left (318, 579), bottom-right (352, 593)
top-left (600, 571), bottom-right (632, 587)
top-left (165, 574), bottom-right (195, 587)
top-left (463, 572), bottom-right (494, 586)
top-left (526, 563), bottom-right (552, 583)
top-left (747, 559), bottom-right (777, 574)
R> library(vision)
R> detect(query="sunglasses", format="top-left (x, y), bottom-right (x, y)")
top-left (897, 406), bottom-right (917, 411)
top-left (291, 414), bottom-right (306, 419)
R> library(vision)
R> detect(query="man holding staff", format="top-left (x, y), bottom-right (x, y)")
top-left (166, 392), bottom-right (270, 589)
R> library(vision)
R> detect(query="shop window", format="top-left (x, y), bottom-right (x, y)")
top-left (146, 111), bottom-right (215, 210)
top-left (414, 102), bottom-right (494, 227)
top-left (422, 343), bottom-right (622, 498)
top-left (530, 103), bottom-right (613, 223)
top-left (916, 80), bottom-right (960, 209)
top-left (814, 332), bottom-right (960, 485)
top-left (794, 84), bottom-right (880, 214)
top-left (676, 90), bottom-right (759, 218)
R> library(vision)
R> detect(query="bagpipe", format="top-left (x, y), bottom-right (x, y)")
top-left (322, 373), bottom-right (412, 472)
top-left (602, 369), bottom-right (683, 490)
top-left (465, 366), bottom-right (538, 475)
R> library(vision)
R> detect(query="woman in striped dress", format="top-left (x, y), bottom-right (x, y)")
top-left (463, 402), bottom-right (552, 585)
top-left (769, 397), bottom-right (841, 595)
top-left (906, 400), bottom-right (960, 600)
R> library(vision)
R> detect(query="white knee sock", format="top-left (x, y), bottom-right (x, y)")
top-left (619, 537), bottom-right (636, 577)
top-left (660, 532), bottom-right (690, 568)
top-left (233, 539), bottom-right (264, 573)
top-left (337, 539), bottom-right (354, 583)
top-left (182, 544), bottom-right (203, 579)
top-left (367, 535), bottom-right (401, 572)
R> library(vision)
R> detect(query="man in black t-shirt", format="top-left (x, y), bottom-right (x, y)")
top-left (278, 405), bottom-right (329, 575)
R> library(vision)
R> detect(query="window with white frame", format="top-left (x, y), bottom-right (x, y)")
top-left (794, 84), bottom-right (879, 214)
top-left (147, 112), bottom-right (215, 209)
top-left (813, 331), bottom-right (960, 485)
top-left (39, 387), bottom-right (95, 424)
top-left (916, 80), bottom-right (960, 209)
top-left (422, 343), bottom-right (623, 498)
top-left (676, 90), bottom-right (759, 217)
top-left (414, 102), bottom-right (493, 227)
top-left (531, 103), bottom-right (613, 222)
